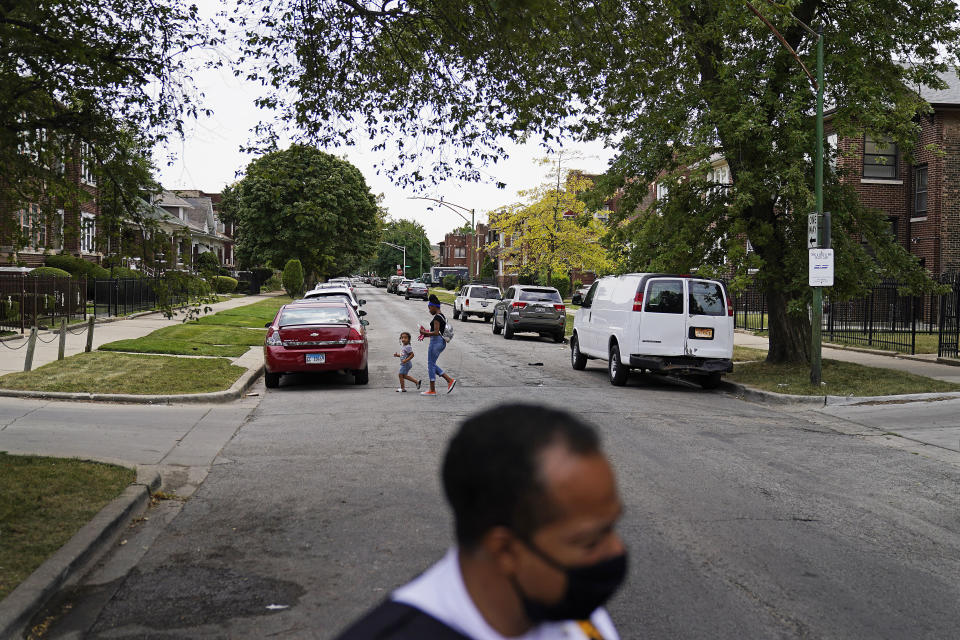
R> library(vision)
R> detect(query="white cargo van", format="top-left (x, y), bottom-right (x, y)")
top-left (570, 273), bottom-right (734, 387)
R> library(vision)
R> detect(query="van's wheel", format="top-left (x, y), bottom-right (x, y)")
top-left (571, 335), bottom-right (587, 370)
top-left (264, 371), bottom-right (280, 388)
top-left (700, 372), bottom-right (722, 389)
top-left (452, 307), bottom-right (460, 320)
top-left (354, 367), bottom-right (369, 385)
top-left (492, 312), bottom-right (502, 334)
top-left (608, 343), bottom-right (629, 386)
top-left (503, 320), bottom-right (514, 339)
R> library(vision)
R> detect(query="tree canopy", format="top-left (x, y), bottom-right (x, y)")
top-left (220, 145), bottom-right (381, 279)
top-left (368, 219), bottom-right (433, 278)
top-left (1, 0), bottom-right (214, 248)
top-left (238, 0), bottom-right (960, 362)
top-left (491, 170), bottom-right (612, 285)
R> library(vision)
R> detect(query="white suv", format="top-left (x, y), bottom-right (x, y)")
top-left (570, 274), bottom-right (734, 388)
top-left (453, 284), bottom-right (502, 322)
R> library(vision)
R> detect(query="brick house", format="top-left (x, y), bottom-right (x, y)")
top-left (1, 143), bottom-right (101, 267)
top-left (835, 68), bottom-right (960, 275)
top-left (438, 223), bottom-right (493, 276)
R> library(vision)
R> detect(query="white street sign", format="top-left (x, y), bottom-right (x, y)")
top-left (809, 248), bottom-right (834, 287)
top-left (807, 212), bottom-right (819, 248)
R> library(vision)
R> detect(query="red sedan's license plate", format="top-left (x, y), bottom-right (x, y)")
top-left (305, 353), bottom-right (326, 364)
top-left (693, 327), bottom-right (714, 339)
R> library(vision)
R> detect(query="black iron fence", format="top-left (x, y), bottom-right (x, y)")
top-left (733, 279), bottom-right (949, 356)
top-left (0, 274), bottom-right (87, 334)
top-left (90, 278), bottom-right (160, 318)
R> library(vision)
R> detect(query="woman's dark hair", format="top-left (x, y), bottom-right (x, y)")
top-left (428, 294), bottom-right (441, 306)
top-left (442, 404), bottom-right (601, 549)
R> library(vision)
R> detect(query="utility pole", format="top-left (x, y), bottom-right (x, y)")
top-left (381, 241), bottom-right (407, 278)
top-left (408, 197), bottom-right (476, 279)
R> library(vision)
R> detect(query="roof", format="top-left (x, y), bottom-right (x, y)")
top-left (918, 67), bottom-right (960, 105)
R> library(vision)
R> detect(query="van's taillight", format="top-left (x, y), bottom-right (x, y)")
top-left (632, 292), bottom-right (643, 312)
top-left (727, 296), bottom-right (734, 317)
top-left (465, 299), bottom-right (469, 306)
top-left (554, 304), bottom-right (565, 312)
top-left (512, 302), bottom-right (527, 309)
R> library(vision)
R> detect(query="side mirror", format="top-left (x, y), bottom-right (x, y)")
top-left (264, 322), bottom-right (272, 328)
top-left (359, 299), bottom-right (366, 305)
top-left (358, 310), bottom-right (367, 316)
top-left (360, 319), bottom-right (369, 326)
top-left (571, 293), bottom-right (582, 305)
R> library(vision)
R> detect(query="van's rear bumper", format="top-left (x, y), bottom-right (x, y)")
top-left (629, 355), bottom-right (733, 374)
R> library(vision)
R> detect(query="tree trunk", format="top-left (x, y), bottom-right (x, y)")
top-left (765, 285), bottom-right (810, 364)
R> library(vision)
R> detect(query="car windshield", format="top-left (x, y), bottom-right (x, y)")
top-left (279, 307), bottom-right (352, 326)
top-left (472, 287), bottom-right (500, 299)
top-left (519, 289), bottom-right (562, 303)
top-left (689, 281), bottom-right (726, 316)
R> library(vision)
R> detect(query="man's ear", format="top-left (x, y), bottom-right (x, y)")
top-left (482, 526), bottom-right (521, 575)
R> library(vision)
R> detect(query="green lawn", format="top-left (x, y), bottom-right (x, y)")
top-left (824, 332), bottom-right (939, 355)
top-left (195, 296), bottom-right (291, 328)
top-left (99, 324), bottom-right (265, 358)
top-left (728, 358), bottom-right (960, 396)
top-left (427, 288), bottom-right (456, 304)
top-left (0, 352), bottom-right (245, 394)
top-left (733, 345), bottom-right (769, 361)
top-left (0, 453), bottom-right (134, 600)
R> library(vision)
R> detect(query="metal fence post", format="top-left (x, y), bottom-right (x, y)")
top-left (24, 326), bottom-right (37, 371)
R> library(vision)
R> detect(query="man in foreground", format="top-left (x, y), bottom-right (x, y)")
top-left (335, 403), bottom-right (627, 639)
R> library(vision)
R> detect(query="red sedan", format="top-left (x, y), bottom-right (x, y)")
top-left (263, 301), bottom-right (369, 388)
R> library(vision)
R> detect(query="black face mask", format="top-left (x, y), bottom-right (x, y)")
top-left (513, 540), bottom-right (628, 623)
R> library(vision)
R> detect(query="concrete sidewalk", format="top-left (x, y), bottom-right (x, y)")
top-left (735, 331), bottom-right (960, 384)
top-left (0, 293), bottom-right (282, 376)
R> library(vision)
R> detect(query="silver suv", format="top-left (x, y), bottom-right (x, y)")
top-left (492, 285), bottom-right (566, 343)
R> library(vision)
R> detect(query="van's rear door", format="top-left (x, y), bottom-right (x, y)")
top-left (638, 278), bottom-right (686, 356)
top-left (685, 280), bottom-right (733, 358)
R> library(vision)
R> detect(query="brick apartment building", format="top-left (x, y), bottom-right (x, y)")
top-left (438, 223), bottom-right (493, 276)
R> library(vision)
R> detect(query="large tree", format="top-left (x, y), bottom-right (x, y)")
top-left (369, 219), bottom-right (433, 278)
top-left (238, 0), bottom-right (960, 362)
top-left (220, 145), bottom-right (381, 279)
top-left (0, 0), bottom-right (214, 248)
top-left (492, 170), bottom-right (612, 285)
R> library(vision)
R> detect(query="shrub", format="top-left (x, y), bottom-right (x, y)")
top-left (46, 255), bottom-right (113, 281)
top-left (236, 279), bottom-right (252, 293)
top-left (262, 275), bottom-right (283, 292)
top-left (573, 280), bottom-right (583, 292)
top-left (550, 275), bottom-right (570, 298)
top-left (196, 251), bottom-right (220, 276)
top-left (2, 299), bottom-right (19, 321)
top-left (29, 266), bottom-right (72, 278)
top-left (108, 266), bottom-right (143, 279)
top-left (442, 274), bottom-right (458, 290)
top-left (282, 259), bottom-right (304, 297)
top-left (213, 275), bottom-right (238, 293)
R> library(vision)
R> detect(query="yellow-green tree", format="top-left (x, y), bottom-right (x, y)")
top-left (491, 171), bottom-right (612, 286)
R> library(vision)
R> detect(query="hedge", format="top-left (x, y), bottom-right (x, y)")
top-left (282, 259), bottom-right (304, 297)
top-left (29, 266), bottom-right (72, 278)
top-left (213, 275), bottom-right (238, 293)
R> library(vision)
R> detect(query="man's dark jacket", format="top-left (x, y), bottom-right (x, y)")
top-left (334, 601), bottom-right (472, 640)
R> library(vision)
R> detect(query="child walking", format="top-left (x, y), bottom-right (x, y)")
top-left (393, 332), bottom-right (422, 392)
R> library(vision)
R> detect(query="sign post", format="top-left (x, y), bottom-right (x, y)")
top-left (810, 26), bottom-right (825, 386)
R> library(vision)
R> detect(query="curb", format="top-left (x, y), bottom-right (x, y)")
top-left (723, 381), bottom-right (960, 407)
top-left (0, 363), bottom-right (264, 405)
top-left (0, 469), bottom-right (160, 640)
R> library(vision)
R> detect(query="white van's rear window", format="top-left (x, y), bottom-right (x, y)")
top-left (645, 280), bottom-right (684, 314)
top-left (689, 282), bottom-right (726, 316)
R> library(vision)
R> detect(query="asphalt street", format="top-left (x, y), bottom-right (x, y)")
top-left (32, 285), bottom-right (960, 639)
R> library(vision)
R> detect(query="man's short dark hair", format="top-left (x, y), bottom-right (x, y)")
top-left (441, 403), bottom-right (601, 549)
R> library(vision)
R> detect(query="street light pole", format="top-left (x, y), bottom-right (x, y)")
top-left (408, 196), bottom-right (476, 280)
top-left (381, 241), bottom-right (407, 278)
top-left (746, 1), bottom-right (827, 385)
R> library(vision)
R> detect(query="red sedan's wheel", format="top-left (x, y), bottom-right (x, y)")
top-left (264, 372), bottom-right (281, 388)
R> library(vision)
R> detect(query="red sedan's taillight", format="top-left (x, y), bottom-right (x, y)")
top-left (265, 330), bottom-right (282, 346)
top-left (511, 301), bottom-right (527, 309)
top-left (346, 328), bottom-right (365, 344)
top-left (632, 291), bottom-right (644, 312)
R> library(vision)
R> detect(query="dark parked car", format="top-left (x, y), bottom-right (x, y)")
top-left (491, 285), bottom-right (566, 343)
top-left (405, 281), bottom-right (429, 300)
top-left (263, 301), bottom-right (369, 388)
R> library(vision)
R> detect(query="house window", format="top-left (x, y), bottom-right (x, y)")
top-left (913, 166), bottom-right (928, 217)
top-left (827, 133), bottom-right (838, 171)
top-left (863, 136), bottom-right (898, 179)
top-left (80, 143), bottom-right (97, 186)
top-left (656, 182), bottom-right (669, 201)
top-left (18, 204), bottom-right (46, 249)
top-left (455, 247), bottom-right (465, 258)
top-left (81, 213), bottom-right (96, 253)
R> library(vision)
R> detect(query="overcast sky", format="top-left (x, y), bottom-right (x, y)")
top-left (152, 3), bottom-right (615, 246)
